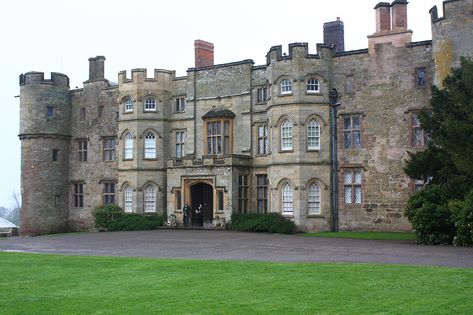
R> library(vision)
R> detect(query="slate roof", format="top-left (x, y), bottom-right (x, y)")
top-left (202, 108), bottom-right (236, 119)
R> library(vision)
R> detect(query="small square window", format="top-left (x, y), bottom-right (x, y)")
top-left (144, 98), bottom-right (156, 111)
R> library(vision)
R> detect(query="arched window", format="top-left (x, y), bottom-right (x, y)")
top-left (282, 182), bottom-right (293, 215)
top-left (124, 185), bottom-right (133, 213)
top-left (144, 132), bottom-right (156, 159)
top-left (144, 98), bottom-right (156, 111)
top-left (281, 119), bottom-right (293, 151)
top-left (144, 185), bottom-right (156, 212)
top-left (307, 119), bottom-right (321, 150)
top-left (124, 98), bottom-right (133, 112)
top-left (306, 78), bottom-right (320, 93)
top-left (308, 183), bottom-right (321, 215)
top-left (280, 79), bottom-right (292, 94)
top-left (124, 133), bottom-right (133, 160)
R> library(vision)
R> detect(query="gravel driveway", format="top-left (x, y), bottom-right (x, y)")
top-left (1, 229), bottom-right (473, 268)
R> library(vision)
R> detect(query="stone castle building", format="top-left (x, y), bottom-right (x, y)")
top-left (19, 0), bottom-right (473, 235)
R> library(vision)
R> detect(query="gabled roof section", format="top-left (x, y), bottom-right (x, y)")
top-left (202, 108), bottom-right (236, 120)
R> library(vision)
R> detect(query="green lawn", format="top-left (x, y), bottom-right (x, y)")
top-left (301, 231), bottom-right (417, 241)
top-left (1, 253), bottom-right (472, 314)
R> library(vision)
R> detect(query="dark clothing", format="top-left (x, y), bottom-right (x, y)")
top-left (183, 205), bottom-right (191, 227)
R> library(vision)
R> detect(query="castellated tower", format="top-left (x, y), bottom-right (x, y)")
top-left (430, 0), bottom-right (473, 86)
top-left (19, 72), bottom-right (71, 235)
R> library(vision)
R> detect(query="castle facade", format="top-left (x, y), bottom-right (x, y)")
top-left (19, 0), bottom-right (473, 235)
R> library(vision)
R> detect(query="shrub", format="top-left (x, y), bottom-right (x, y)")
top-left (92, 204), bottom-right (165, 231)
top-left (405, 185), bottom-right (455, 245)
top-left (230, 212), bottom-right (296, 234)
top-left (92, 204), bottom-right (124, 230)
top-left (449, 189), bottom-right (473, 246)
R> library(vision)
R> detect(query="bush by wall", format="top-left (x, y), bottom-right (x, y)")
top-left (404, 185), bottom-right (455, 245)
top-left (92, 205), bottom-right (165, 231)
top-left (230, 212), bottom-right (296, 234)
top-left (449, 189), bottom-right (473, 246)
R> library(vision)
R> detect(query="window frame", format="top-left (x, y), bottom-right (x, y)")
top-left (280, 119), bottom-right (293, 151)
top-left (307, 182), bottom-right (321, 215)
top-left (175, 97), bottom-right (186, 113)
top-left (52, 149), bottom-right (60, 162)
top-left (124, 98), bottom-right (134, 113)
top-left (281, 182), bottom-right (294, 216)
top-left (144, 132), bottom-right (157, 159)
top-left (47, 106), bottom-right (54, 120)
top-left (256, 87), bottom-right (268, 103)
top-left (103, 182), bottom-right (116, 205)
top-left (103, 137), bottom-right (116, 161)
top-left (175, 131), bottom-right (185, 158)
top-left (205, 118), bottom-right (233, 156)
top-left (343, 169), bottom-right (363, 205)
top-left (124, 132), bottom-right (133, 160)
top-left (410, 112), bottom-right (430, 148)
top-left (238, 175), bottom-right (249, 214)
top-left (143, 185), bottom-right (156, 213)
top-left (257, 124), bottom-right (269, 156)
top-left (306, 78), bottom-right (320, 93)
top-left (124, 185), bottom-right (133, 213)
top-left (342, 115), bottom-right (362, 149)
top-left (307, 119), bottom-right (321, 151)
top-left (77, 139), bottom-right (88, 162)
top-left (73, 183), bottom-right (84, 208)
top-left (256, 175), bottom-right (268, 214)
top-left (144, 97), bottom-right (157, 112)
top-left (280, 79), bottom-right (292, 95)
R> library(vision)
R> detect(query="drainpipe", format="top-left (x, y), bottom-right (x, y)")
top-left (329, 88), bottom-right (340, 232)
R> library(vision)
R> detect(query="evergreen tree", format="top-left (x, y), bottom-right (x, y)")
top-left (404, 57), bottom-right (473, 245)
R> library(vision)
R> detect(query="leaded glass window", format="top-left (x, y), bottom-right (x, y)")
top-left (343, 116), bottom-right (361, 149)
top-left (258, 124), bottom-right (269, 155)
top-left (124, 185), bottom-right (133, 213)
top-left (144, 186), bottom-right (156, 212)
top-left (344, 169), bottom-right (362, 204)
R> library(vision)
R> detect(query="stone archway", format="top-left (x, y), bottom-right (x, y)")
top-left (189, 182), bottom-right (214, 227)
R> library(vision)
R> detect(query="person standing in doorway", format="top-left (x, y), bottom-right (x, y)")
top-left (183, 203), bottom-right (191, 227)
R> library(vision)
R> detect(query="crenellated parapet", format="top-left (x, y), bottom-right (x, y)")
top-left (118, 68), bottom-right (177, 86)
top-left (266, 42), bottom-right (320, 65)
top-left (19, 71), bottom-right (69, 88)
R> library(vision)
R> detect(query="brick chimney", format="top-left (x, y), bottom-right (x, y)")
top-left (375, 2), bottom-right (391, 32)
top-left (391, 0), bottom-right (408, 30)
top-left (194, 40), bottom-right (214, 68)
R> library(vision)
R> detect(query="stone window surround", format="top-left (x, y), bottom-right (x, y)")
top-left (143, 97), bottom-right (157, 112)
top-left (238, 174), bottom-right (249, 214)
top-left (256, 174), bottom-right (268, 214)
top-left (307, 181), bottom-right (322, 217)
top-left (71, 181), bottom-right (84, 208)
top-left (280, 181), bottom-right (294, 217)
top-left (204, 118), bottom-right (233, 156)
top-left (101, 180), bottom-right (117, 205)
top-left (340, 166), bottom-right (364, 207)
top-left (306, 118), bottom-right (321, 151)
top-left (174, 96), bottom-right (186, 113)
top-left (256, 123), bottom-right (269, 156)
top-left (102, 137), bottom-right (116, 162)
top-left (407, 110), bottom-right (430, 148)
top-left (280, 118), bottom-right (294, 152)
top-left (306, 78), bottom-right (321, 94)
top-left (255, 86), bottom-right (269, 104)
top-left (76, 138), bottom-right (88, 162)
top-left (124, 97), bottom-right (134, 113)
top-left (143, 132), bottom-right (157, 160)
top-left (279, 78), bottom-right (292, 96)
top-left (338, 112), bottom-right (365, 150)
top-left (414, 65), bottom-right (429, 89)
top-left (123, 131), bottom-right (134, 160)
top-left (143, 185), bottom-right (157, 213)
top-left (124, 185), bottom-right (133, 213)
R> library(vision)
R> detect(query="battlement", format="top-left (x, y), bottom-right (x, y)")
top-left (266, 42), bottom-right (320, 65)
top-left (118, 68), bottom-right (177, 85)
top-left (19, 72), bottom-right (69, 88)
top-left (430, 0), bottom-right (470, 24)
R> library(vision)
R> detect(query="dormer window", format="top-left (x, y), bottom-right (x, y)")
top-left (144, 98), bottom-right (156, 111)
top-left (306, 78), bottom-right (320, 93)
top-left (124, 98), bottom-right (133, 112)
top-left (280, 79), bottom-right (292, 95)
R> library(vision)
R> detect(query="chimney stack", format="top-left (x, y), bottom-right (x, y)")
top-left (194, 40), bottom-right (214, 68)
top-left (375, 2), bottom-right (392, 32)
top-left (323, 17), bottom-right (345, 53)
top-left (391, 0), bottom-right (408, 30)
top-left (88, 56), bottom-right (106, 81)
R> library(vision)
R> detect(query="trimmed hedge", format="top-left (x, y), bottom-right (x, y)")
top-left (230, 212), bottom-right (296, 234)
top-left (92, 204), bottom-right (165, 231)
top-left (450, 189), bottom-right (473, 246)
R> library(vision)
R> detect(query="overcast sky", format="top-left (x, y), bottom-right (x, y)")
top-left (0, 0), bottom-right (444, 208)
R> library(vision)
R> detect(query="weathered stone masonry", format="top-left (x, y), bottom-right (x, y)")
top-left (19, 0), bottom-right (473, 235)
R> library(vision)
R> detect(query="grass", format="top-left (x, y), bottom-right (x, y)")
top-left (0, 253), bottom-right (472, 314)
top-left (301, 231), bottom-right (417, 241)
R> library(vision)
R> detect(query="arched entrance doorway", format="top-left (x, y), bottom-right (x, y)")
top-left (190, 182), bottom-right (214, 227)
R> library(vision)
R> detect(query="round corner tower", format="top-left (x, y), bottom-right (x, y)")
top-left (430, 0), bottom-right (473, 86)
top-left (19, 71), bottom-right (71, 235)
